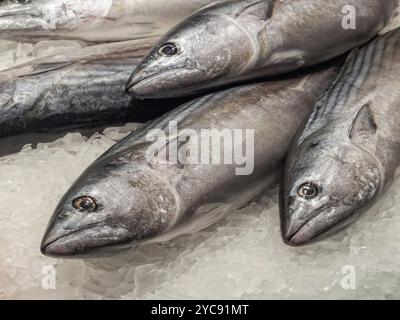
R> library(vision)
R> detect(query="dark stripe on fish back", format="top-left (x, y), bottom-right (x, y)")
top-left (323, 39), bottom-right (377, 115)
top-left (304, 49), bottom-right (363, 127)
top-left (298, 30), bottom-right (399, 145)
top-left (310, 51), bottom-right (359, 121)
top-left (372, 29), bottom-right (400, 77)
top-left (330, 30), bottom-right (399, 115)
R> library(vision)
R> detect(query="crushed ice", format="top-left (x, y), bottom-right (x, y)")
top-left (1, 124), bottom-right (400, 299)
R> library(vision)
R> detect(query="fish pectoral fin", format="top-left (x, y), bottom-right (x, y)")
top-left (349, 104), bottom-right (377, 140)
top-left (191, 202), bottom-right (230, 232)
top-left (151, 135), bottom-right (191, 169)
top-left (267, 50), bottom-right (306, 68)
top-left (235, 0), bottom-right (275, 21)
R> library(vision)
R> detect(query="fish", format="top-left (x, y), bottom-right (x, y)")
top-left (126, 0), bottom-right (396, 98)
top-left (0, 0), bottom-right (217, 43)
top-left (40, 62), bottom-right (340, 258)
top-left (280, 27), bottom-right (400, 247)
top-left (0, 38), bottom-right (186, 137)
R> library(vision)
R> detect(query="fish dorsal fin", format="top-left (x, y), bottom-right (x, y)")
top-left (349, 104), bottom-right (377, 140)
top-left (235, 0), bottom-right (275, 21)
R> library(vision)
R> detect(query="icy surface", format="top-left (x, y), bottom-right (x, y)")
top-left (0, 124), bottom-right (400, 300)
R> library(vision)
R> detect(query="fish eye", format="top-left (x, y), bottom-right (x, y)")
top-left (297, 182), bottom-right (320, 200)
top-left (12, 0), bottom-right (32, 4)
top-left (72, 196), bottom-right (100, 212)
top-left (158, 43), bottom-right (180, 57)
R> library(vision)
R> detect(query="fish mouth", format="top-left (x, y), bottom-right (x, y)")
top-left (283, 204), bottom-right (332, 247)
top-left (41, 224), bottom-right (132, 259)
top-left (126, 68), bottom-right (192, 98)
top-left (283, 200), bottom-right (364, 246)
top-left (286, 216), bottom-right (321, 247)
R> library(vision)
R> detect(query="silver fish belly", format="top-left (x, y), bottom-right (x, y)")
top-left (126, 0), bottom-right (396, 98)
top-left (40, 64), bottom-right (339, 258)
top-left (280, 27), bottom-right (400, 246)
top-left (0, 0), bottom-right (217, 43)
top-left (0, 38), bottom-right (163, 137)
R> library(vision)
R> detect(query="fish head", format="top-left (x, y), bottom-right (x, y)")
top-left (0, 0), bottom-right (111, 33)
top-left (280, 138), bottom-right (381, 246)
top-left (41, 155), bottom-right (177, 258)
top-left (126, 12), bottom-right (256, 98)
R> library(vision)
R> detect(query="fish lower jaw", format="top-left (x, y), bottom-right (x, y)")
top-left (285, 227), bottom-right (311, 247)
top-left (126, 68), bottom-right (201, 98)
top-left (283, 213), bottom-right (326, 247)
top-left (125, 69), bottom-right (179, 97)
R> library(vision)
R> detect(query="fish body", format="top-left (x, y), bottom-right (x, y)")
top-left (280, 27), bottom-right (400, 246)
top-left (0, 0), bottom-right (216, 43)
top-left (0, 38), bottom-right (170, 137)
top-left (127, 0), bottom-right (396, 98)
top-left (40, 64), bottom-right (339, 258)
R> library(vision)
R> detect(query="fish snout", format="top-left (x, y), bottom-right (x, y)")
top-left (41, 222), bottom-right (132, 258)
top-left (40, 220), bottom-right (98, 257)
top-left (281, 215), bottom-right (311, 247)
top-left (280, 199), bottom-right (328, 246)
top-left (281, 201), bottom-right (346, 246)
top-left (125, 65), bottom-right (183, 98)
top-left (126, 64), bottom-right (204, 98)
top-left (125, 66), bottom-right (156, 97)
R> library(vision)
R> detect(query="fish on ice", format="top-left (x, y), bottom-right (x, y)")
top-left (41, 63), bottom-right (340, 258)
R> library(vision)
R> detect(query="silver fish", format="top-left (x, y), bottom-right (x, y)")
top-left (0, 0), bottom-right (216, 43)
top-left (280, 27), bottom-right (400, 247)
top-left (126, 0), bottom-right (396, 98)
top-left (40, 64), bottom-right (339, 258)
top-left (0, 38), bottom-right (181, 137)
